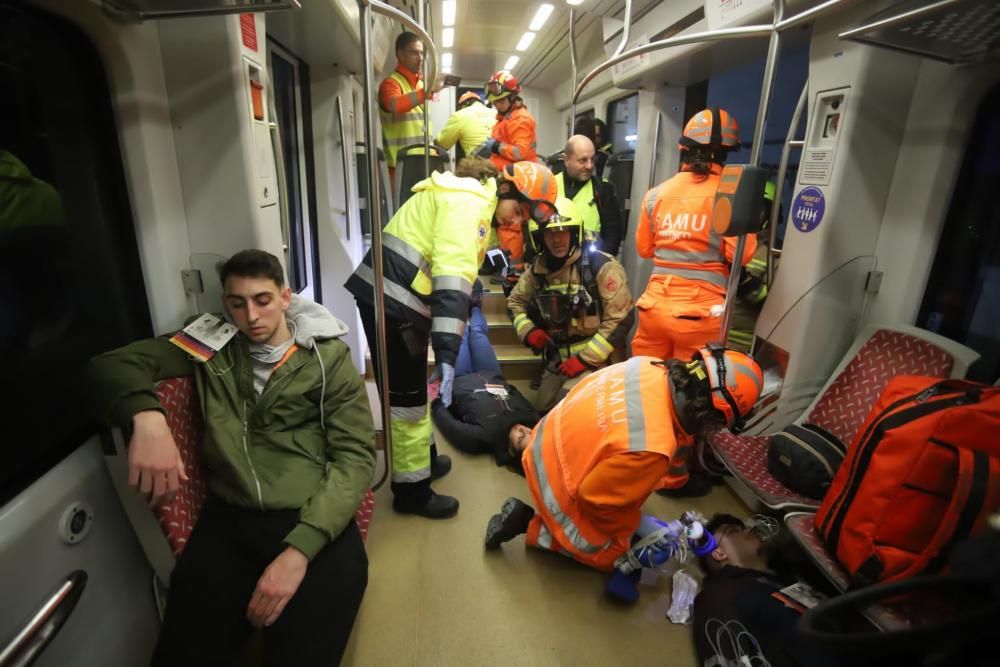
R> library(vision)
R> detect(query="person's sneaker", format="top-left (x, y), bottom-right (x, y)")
top-left (470, 279), bottom-right (484, 310)
top-left (431, 454), bottom-right (452, 480)
top-left (393, 492), bottom-right (459, 519)
top-left (485, 497), bottom-right (535, 549)
top-left (655, 473), bottom-right (714, 499)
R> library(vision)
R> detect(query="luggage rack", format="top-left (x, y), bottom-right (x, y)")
top-left (839, 0), bottom-right (1000, 66)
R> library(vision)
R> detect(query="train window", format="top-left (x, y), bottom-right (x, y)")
top-left (268, 42), bottom-right (318, 297)
top-left (917, 84), bottom-right (1000, 384)
top-left (607, 94), bottom-right (638, 151)
top-left (0, 3), bottom-right (151, 505)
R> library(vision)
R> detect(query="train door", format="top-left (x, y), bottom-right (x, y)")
top-left (267, 40), bottom-right (321, 303)
top-left (0, 2), bottom-right (160, 664)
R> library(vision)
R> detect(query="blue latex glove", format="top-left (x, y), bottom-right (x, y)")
top-left (431, 362), bottom-right (456, 407)
top-left (475, 138), bottom-right (498, 158)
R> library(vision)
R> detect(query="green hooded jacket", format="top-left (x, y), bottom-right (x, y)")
top-left (87, 295), bottom-right (376, 560)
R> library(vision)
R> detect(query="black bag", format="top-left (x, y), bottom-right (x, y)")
top-left (767, 423), bottom-right (846, 500)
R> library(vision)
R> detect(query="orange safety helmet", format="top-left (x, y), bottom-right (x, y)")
top-left (499, 162), bottom-right (558, 224)
top-left (485, 70), bottom-right (521, 103)
top-left (458, 91), bottom-right (482, 107)
top-left (678, 107), bottom-right (740, 153)
top-left (695, 343), bottom-right (763, 430)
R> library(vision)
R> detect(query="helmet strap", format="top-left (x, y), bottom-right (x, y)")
top-left (704, 343), bottom-right (746, 431)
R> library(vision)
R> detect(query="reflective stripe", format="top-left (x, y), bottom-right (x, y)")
top-left (624, 357), bottom-right (648, 453)
top-left (651, 265), bottom-right (728, 288)
top-left (654, 243), bottom-right (725, 266)
top-left (384, 135), bottom-right (425, 146)
top-left (432, 275), bottom-right (473, 295)
top-left (391, 406), bottom-right (427, 422)
top-left (531, 421), bottom-right (608, 554)
top-left (392, 468), bottom-right (431, 483)
top-left (511, 145), bottom-right (523, 160)
top-left (354, 263), bottom-right (432, 318)
top-left (432, 316), bottom-right (466, 336)
top-left (731, 358), bottom-right (764, 395)
top-left (536, 522), bottom-right (553, 550)
top-left (383, 234), bottom-right (431, 277)
top-left (513, 313), bottom-right (533, 337)
top-left (586, 333), bottom-right (613, 359)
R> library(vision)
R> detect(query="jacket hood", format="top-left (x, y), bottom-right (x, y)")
top-left (0, 150), bottom-right (32, 181)
top-left (286, 294), bottom-right (348, 348)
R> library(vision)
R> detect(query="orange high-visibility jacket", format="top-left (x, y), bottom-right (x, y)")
top-left (521, 357), bottom-right (690, 571)
top-left (636, 165), bottom-right (757, 293)
top-left (489, 104), bottom-right (538, 170)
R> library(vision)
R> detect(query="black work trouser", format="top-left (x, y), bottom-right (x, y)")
top-left (356, 299), bottom-right (436, 507)
top-left (150, 500), bottom-right (367, 667)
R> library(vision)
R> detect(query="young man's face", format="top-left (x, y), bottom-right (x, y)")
top-left (508, 423), bottom-right (532, 455)
top-left (494, 198), bottom-right (530, 229)
top-left (397, 41), bottom-right (424, 74)
top-left (223, 275), bottom-right (292, 345)
top-left (712, 522), bottom-right (765, 568)
top-left (494, 97), bottom-right (512, 114)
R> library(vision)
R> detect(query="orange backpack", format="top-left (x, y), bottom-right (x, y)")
top-left (814, 376), bottom-right (1000, 587)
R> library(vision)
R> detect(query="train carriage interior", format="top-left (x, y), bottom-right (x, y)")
top-left (1, 0), bottom-right (999, 665)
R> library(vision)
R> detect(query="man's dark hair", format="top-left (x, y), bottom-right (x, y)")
top-left (667, 360), bottom-right (727, 439)
top-left (698, 513), bottom-right (747, 574)
top-left (218, 249), bottom-right (285, 288)
top-left (395, 31), bottom-right (420, 55)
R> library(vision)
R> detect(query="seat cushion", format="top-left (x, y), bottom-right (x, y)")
top-left (711, 432), bottom-right (818, 509)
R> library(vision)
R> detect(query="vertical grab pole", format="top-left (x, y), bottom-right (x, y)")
top-left (719, 0), bottom-right (785, 345)
top-left (569, 7), bottom-right (578, 140)
top-left (358, 0), bottom-right (393, 491)
top-left (421, 0), bottom-right (431, 177)
top-left (767, 82), bottom-right (808, 287)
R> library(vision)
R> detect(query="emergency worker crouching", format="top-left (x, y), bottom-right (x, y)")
top-left (632, 106), bottom-right (758, 365)
top-left (436, 91), bottom-right (496, 159)
top-left (507, 197), bottom-right (634, 412)
top-left (477, 70), bottom-right (538, 265)
top-left (484, 346), bottom-right (764, 579)
top-left (345, 159), bottom-right (557, 519)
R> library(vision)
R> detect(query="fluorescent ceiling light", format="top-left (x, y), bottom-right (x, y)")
top-left (516, 32), bottom-right (535, 52)
top-left (566, 0), bottom-right (584, 6)
top-left (442, 27), bottom-right (454, 48)
top-left (625, 134), bottom-right (638, 142)
top-left (442, 52), bottom-right (453, 68)
top-left (503, 55), bottom-right (519, 71)
top-left (442, 0), bottom-right (456, 27)
top-left (529, 4), bottom-right (554, 31)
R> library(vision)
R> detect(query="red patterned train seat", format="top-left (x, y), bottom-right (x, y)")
top-left (709, 325), bottom-right (978, 512)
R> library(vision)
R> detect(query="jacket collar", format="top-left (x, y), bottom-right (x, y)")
top-left (532, 247), bottom-right (582, 277)
top-left (395, 63), bottom-right (422, 87)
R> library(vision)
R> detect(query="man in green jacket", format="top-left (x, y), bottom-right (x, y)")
top-left (88, 249), bottom-right (375, 666)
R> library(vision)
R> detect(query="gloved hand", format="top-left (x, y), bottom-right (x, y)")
top-left (523, 328), bottom-right (553, 355)
top-left (558, 356), bottom-right (589, 378)
top-left (475, 138), bottom-right (499, 158)
top-left (430, 362), bottom-right (455, 407)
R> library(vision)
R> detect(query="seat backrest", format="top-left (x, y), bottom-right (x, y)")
top-left (394, 144), bottom-right (450, 209)
top-left (803, 325), bottom-right (976, 444)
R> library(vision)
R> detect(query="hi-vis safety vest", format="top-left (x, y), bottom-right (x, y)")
top-left (436, 102), bottom-right (496, 156)
top-left (556, 173), bottom-right (601, 240)
top-left (636, 167), bottom-right (757, 293)
top-left (522, 357), bottom-right (680, 571)
top-left (345, 172), bottom-right (496, 366)
top-left (379, 70), bottom-right (429, 168)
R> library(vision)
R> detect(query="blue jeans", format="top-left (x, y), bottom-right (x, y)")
top-left (455, 307), bottom-right (501, 377)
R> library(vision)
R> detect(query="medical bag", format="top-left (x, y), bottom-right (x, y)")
top-left (814, 376), bottom-right (1000, 587)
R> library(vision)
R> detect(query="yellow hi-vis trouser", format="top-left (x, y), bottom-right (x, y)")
top-left (389, 404), bottom-right (431, 484)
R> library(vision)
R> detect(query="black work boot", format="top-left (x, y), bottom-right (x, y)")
top-left (655, 472), bottom-right (714, 499)
top-left (393, 491), bottom-right (460, 519)
top-left (431, 454), bottom-right (452, 480)
top-left (485, 497), bottom-right (535, 549)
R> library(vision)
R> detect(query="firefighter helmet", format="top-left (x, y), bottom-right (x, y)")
top-left (498, 162), bottom-right (558, 224)
top-left (678, 107), bottom-right (740, 153)
top-left (694, 343), bottom-right (763, 430)
top-left (530, 197), bottom-right (582, 256)
top-left (486, 70), bottom-right (521, 103)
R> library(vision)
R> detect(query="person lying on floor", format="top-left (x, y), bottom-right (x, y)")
top-left (694, 514), bottom-right (846, 667)
top-left (483, 345), bottom-right (763, 576)
top-left (431, 297), bottom-right (540, 467)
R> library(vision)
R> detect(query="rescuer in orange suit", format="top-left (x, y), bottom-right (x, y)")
top-left (484, 345), bottom-right (763, 578)
top-left (632, 108), bottom-right (757, 363)
top-left (476, 70), bottom-right (538, 265)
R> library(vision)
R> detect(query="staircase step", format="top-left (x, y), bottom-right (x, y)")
top-left (480, 291), bottom-right (509, 316)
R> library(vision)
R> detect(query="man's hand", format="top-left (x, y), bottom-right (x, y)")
top-left (246, 547), bottom-right (309, 629)
top-left (129, 410), bottom-right (188, 506)
top-left (558, 356), bottom-right (589, 378)
top-left (524, 328), bottom-right (553, 355)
